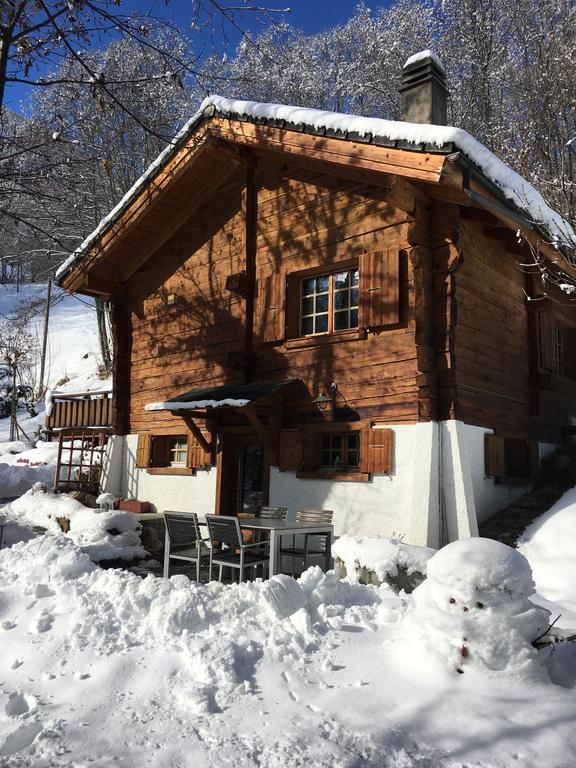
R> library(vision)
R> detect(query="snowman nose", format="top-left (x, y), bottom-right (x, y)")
top-left (463, 607), bottom-right (469, 612)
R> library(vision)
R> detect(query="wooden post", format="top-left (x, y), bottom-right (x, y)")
top-left (38, 278), bottom-right (52, 398)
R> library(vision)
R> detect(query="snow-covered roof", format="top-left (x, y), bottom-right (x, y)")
top-left (144, 379), bottom-right (295, 412)
top-left (57, 95), bottom-right (576, 282)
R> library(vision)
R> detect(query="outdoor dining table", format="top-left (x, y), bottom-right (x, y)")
top-left (237, 517), bottom-right (334, 576)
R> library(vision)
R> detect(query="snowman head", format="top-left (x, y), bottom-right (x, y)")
top-left (426, 538), bottom-right (535, 618)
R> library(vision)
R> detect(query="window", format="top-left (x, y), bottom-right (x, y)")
top-left (300, 267), bottom-right (359, 336)
top-left (135, 432), bottom-right (211, 474)
top-left (168, 437), bottom-right (188, 467)
top-left (555, 326), bottom-right (576, 379)
top-left (320, 433), bottom-right (360, 469)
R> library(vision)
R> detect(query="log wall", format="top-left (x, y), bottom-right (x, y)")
top-left (125, 160), bottom-right (425, 434)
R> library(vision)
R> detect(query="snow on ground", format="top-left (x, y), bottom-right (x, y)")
top-left (1, 518), bottom-right (576, 766)
top-left (518, 487), bottom-right (576, 628)
top-left (1, 484), bottom-right (144, 562)
top-left (333, 535), bottom-right (435, 582)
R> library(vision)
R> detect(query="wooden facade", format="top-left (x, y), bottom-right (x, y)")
top-left (58, 108), bottom-right (576, 516)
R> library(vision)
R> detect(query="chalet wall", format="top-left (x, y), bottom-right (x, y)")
top-left (125, 162), bottom-right (423, 433)
top-left (453, 219), bottom-right (576, 444)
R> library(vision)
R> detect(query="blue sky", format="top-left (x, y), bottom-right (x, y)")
top-left (5, 1), bottom-right (389, 113)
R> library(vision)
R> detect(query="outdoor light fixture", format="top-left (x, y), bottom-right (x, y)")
top-left (313, 383), bottom-right (337, 421)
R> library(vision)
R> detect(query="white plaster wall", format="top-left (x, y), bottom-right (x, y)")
top-left (269, 423), bottom-right (440, 546)
top-left (100, 435), bottom-right (124, 496)
top-left (116, 434), bottom-right (217, 516)
top-left (459, 423), bottom-right (532, 524)
top-left (440, 421), bottom-right (478, 541)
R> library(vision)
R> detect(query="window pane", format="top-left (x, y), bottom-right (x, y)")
top-left (302, 296), bottom-right (314, 315)
top-left (321, 451), bottom-right (331, 465)
top-left (350, 287), bottom-right (359, 307)
top-left (347, 434), bottom-right (359, 450)
top-left (334, 311), bottom-right (349, 331)
top-left (334, 271), bottom-right (349, 289)
top-left (301, 316), bottom-right (314, 335)
top-left (302, 277), bottom-right (315, 296)
top-left (351, 268), bottom-right (359, 286)
top-left (316, 274), bottom-right (329, 293)
top-left (334, 290), bottom-right (349, 309)
top-left (315, 294), bottom-right (329, 312)
top-left (347, 451), bottom-right (358, 466)
top-left (350, 308), bottom-right (358, 328)
top-left (321, 436), bottom-right (331, 450)
top-left (315, 314), bottom-right (328, 333)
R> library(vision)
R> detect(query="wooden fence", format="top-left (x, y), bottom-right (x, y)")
top-left (45, 390), bottom-right (113, 432)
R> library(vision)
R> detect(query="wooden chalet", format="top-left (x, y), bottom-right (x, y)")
top-left (57, 53), bottom-right (576, 547)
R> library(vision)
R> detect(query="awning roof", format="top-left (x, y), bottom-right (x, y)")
top-left (144, 379), bottom-right (295, 412)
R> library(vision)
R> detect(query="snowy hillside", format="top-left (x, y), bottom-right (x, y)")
top-left (0, 282), bottom-right (106, 396)
top-left (0, 282), bottom-right (106, 495)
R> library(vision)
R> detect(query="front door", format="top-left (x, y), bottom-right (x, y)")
top-left (218, 435), bottom-right (268, 516)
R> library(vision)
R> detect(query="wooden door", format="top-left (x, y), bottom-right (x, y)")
top-left (217, 434), bottom-right (269, 516)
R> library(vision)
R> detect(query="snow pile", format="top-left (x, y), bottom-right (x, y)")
top-left (0, 441), bottom-right (58, 497)
top-left (398, 538), bottom-right (550, 676)
top-left (2, 485), bottom-right (144, 562)
top-left (519, 487), bottom-right (576, 627)
top-left (1, 534), bottom-right (576, 766)
top-left (333, 534), bottom-right (435, 584)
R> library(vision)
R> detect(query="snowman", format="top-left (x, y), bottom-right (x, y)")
top-left (400, 538), bottom-right (550, 675)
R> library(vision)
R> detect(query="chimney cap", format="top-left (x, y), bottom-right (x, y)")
top-left (403, 49), bottom-right (446, 74)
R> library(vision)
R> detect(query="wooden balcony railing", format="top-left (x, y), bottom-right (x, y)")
top-left (45, 390), bottom-right (113, 431)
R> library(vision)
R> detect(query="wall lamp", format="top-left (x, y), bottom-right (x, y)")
top-left (313, 382), bottom-right (337, 421)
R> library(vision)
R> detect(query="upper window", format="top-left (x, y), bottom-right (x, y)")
top-left (300, 267), bottom-right (359, 336)
top-left (555, 326), bottom-right (576, 379)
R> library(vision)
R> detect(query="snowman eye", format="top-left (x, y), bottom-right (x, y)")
top-left (449, 598), bottom-right (456, 604)
top-left (476, 602), bottom-right (484, 609)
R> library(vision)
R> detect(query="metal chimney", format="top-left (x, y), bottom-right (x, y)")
top-left (400, 50), bottom-right (448, 125)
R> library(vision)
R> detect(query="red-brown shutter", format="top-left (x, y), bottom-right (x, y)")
top-left (135, 433), bottom-right (153, 468)
top-left (485, 434), bottom-right (506, 477)
top-left (537, 311), bottom-right (555, 371)
top-left (303, 431), bottom-right (321, 471)
top-left (186, 433), bottom-right (211, 469)
top-left (360, 249), bottom-right (400, 329)
top-left (278, 430), bottom-right (304, 471)
top-left (360, 427), bottom-right (393, 474)
top-left (255, 272), bottom-right (285, 343)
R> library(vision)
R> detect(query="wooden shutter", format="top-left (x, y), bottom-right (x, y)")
top-left (303, 431), bottom-right (321, 471)
top-left (360, 249), bottom-right (400, 329)
top-left (135, 433), bottom-right (153, 468)
top-left (485, 434), bottom-right (505, 477)
top-left (537, 311), bottom-right (555, 371)
top-left (563, 328), bottom-right (576, 379)
top-left (285, 272), bottom-right (301, 339)
top-left (255, 272), bottom-right (285, 343)
top-left (186, 433), bottom-right (211, 469)
top-left (360, 427), bottom-right (393, 474)
top-left (278, 430), bottom-right (304, 472)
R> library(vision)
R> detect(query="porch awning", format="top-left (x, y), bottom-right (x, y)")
top-left (144, 379), bottom-right (296, 412)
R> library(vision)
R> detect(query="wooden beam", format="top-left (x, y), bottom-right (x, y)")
top-left (179, 413), bottom-right (212, 453)
top-left (208, 118), bottom-right (447, 184)
top-left (208, 139), bottom-right (257, 167)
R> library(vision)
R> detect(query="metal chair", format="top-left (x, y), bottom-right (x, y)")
top-left (258, 506), bottom-right (288, 520)
top-left (206, 514), bottom-right (270, 583)
top-left (279, 509), bottom-right (333, 576)
top-left (163, 511), bottom-right (210, 581)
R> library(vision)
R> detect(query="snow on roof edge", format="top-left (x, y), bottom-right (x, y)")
top-left (56, 95), bottom-right (576, 282)
top-left (145, 398), bottom-right (250, 412)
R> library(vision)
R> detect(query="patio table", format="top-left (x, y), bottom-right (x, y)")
top-left (237, 517), bottom-right (333, 576)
